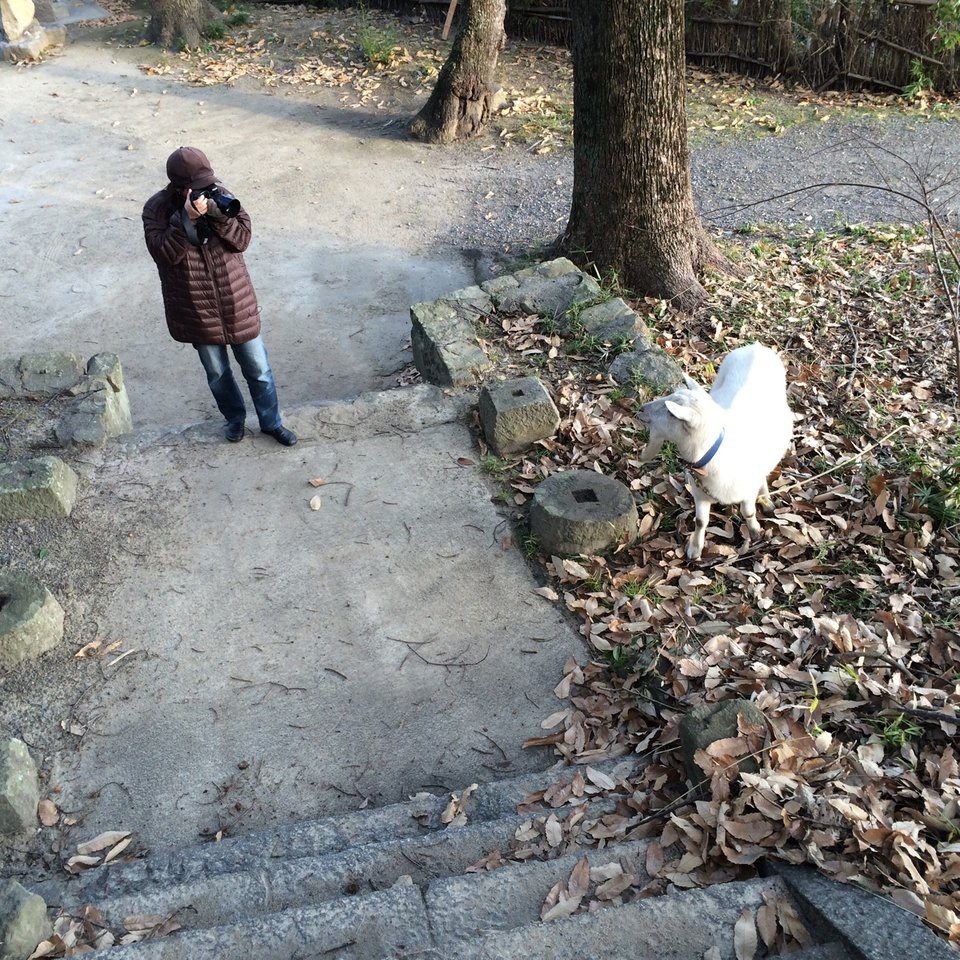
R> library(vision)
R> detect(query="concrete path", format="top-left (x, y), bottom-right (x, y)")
top-left (0, 27), bottom-right (588, 862)
top-left (50, 388), bottom-right (579, 849)
top-left (0, 40), bottom-right (472, 428)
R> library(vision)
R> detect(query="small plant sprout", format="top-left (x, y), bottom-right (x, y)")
top-left (479, 454), bottom-right (509, 479)
top-left (520, 530), bottom-right (540, 558)
top-left (868, 713), bottom-right (924, 749)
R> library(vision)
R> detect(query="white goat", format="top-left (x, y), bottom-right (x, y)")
top-left (638, 343), bottom-right (793, 560)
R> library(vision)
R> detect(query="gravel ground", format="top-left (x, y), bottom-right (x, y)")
top-left (451, 114), bottom-right (960, 263)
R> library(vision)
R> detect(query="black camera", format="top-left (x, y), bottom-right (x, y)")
top-left (190, 184), bottom-right (241, 218)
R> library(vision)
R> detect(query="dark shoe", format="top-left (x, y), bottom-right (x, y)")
top-left (264, 425), bottom-right (297, 446)
top-left (225, 422), bottom-right (245, 443)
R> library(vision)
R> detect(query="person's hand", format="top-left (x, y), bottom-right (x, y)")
top-left (183, 189), bottom-right (208, 220)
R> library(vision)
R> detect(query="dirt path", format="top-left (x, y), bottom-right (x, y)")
top-left (0, 36), bottom-right (473, 429)
top-left (42, 391), bottom-right (581, 851)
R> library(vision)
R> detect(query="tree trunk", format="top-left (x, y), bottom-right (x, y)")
top-left (561, 0), bottom-right (722, 311)
top-left (147, 0), bottom-right (219, 50)
top-left (410, 0), bottom-right (507, 144)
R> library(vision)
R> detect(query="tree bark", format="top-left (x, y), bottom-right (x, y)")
top-left (147, 0), bottom-right (219, 50)
top-left (561, 0), bottom-right (722, 311)
top-left (410, 0), bottom-right (507, 144)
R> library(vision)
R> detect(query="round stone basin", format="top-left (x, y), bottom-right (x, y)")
top-left (530, 470), bottom-right (639, 556)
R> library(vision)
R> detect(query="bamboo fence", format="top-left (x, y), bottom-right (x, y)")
top-left (287, 0), bottom-right (960, 92)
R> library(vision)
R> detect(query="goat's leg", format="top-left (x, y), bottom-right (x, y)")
top-left (638, 435), bottom-right (665, 464)
top-left (757, 478), bottom-right (771, 509)
top-left (686, 485), bottom-right (712, 560)
top-left (741, 497), bottom-right (762, 539)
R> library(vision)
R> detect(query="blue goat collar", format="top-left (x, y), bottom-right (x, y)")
top-left (690, 429), bottom-right (725, 471)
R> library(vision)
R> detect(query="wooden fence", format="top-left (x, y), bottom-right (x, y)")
top-left (351, 0), bottom-right (960, 92)
top-left (685, 0), bottom-right (959, 92)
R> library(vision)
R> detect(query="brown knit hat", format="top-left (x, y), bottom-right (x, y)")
top-left (166, 147), bottom-right (216, 190)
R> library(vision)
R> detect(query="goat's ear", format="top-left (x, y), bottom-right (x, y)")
top-left (665, 399), bottom-right (696, 423)
top-left (682, 373), bottom-right (703, 391)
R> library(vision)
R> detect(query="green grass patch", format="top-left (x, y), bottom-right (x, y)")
top-left (356, 12), bottom-right (399, 66)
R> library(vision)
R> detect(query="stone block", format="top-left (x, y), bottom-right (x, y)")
top-left (479, 378), bottom-right (560, 457)
top-left (679, 699), bottom-right (767, 790)
top-left (410, 293), bottom-right (492, 388)
top-left (609, 346), bottom-right (684, 394)
top-left (0, 570), bottom-right (64, 669)
top-left (530, 470), bottom-right (638, 556)
top-left (0, 881), bottom-right (49, 960)
top-left (0, 456), bottom-right (78, 521)
top-left (573, 298), bottom-right (650, 343)
top-left (16, 352), bottom-right (83, 396)
top-left (0, 0), bottom-right (34, 41)
top-left (0, 20), bottom-right (63, 59)
top-left (490, 268), bottom-right (602, 321)
top-left (57, 372), bottom-right (133, 446)
top-left (769, 863), bottom-right (956, 960)
top-left (0, 357), bottom-right (19, 398)
top-left (0, 740), bottom-right (40, 836)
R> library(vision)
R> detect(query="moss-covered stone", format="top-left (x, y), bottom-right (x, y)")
top-left (0, 740), bottom-right (39, 836)
top-left (0, 879), bottom-right (50, 958)
top-left (0, 570), bottom-right (64, 669)
top-left (16, 352), bottom-right (84, 396)
top-left (0, 456), bottom-right (78, 521)
top-left (410, 289), bottom-right (493, 388)
top-left (479, 377), bottom-right (560, 456)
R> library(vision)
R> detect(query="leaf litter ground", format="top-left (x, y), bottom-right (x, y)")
top-left (129, 3), bottom-right (960, 152)
top-left (465, 224), bottom-right (960, 950)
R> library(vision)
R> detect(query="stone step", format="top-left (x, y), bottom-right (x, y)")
top-left (76, 802), bottom-right (625, 936)
top-left (78, 815), bottom-right (529, 930)
top-left (120, 382), bottom-right (474, 452)
top-left (86, 883), bottom-right (430, 959)
top-left (768, 862), bottom-right (956, 960)
top-left (441, 876), bottom-right (801, 960)
top-left (42, 757), bottom-right (638, 906)
top-left (81, 859), bottom-right (854, 960)
top-left (786, 945), bottom-right (851, 960)
top-left (426, 839), bottom-right (652, 949)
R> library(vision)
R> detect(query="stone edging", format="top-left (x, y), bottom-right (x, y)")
top-left (410, 258), bottom-right (684, 395)
top-left (0, 351), bottom-right (133, 447)
top-left (0, 569), bottom-right (65, 670)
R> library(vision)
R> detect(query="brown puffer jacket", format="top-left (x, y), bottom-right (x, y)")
top-left (142, 186), bottom-right (261, 345)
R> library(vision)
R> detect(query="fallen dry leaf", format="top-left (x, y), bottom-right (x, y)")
top-left (76, 830), bottom-right (130, 856)
top-left (38, 799), bottom-right (58, 827)
top-left (734, 908), bottom-right (758, 960)
top-left (104, 836), bottom-right (134, 864)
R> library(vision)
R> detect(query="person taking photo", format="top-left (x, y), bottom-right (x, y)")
top-left (142, 146), bottom-right (297, 446)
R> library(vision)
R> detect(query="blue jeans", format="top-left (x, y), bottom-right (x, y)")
top-left (195, 336), bottom-right (281, 432)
